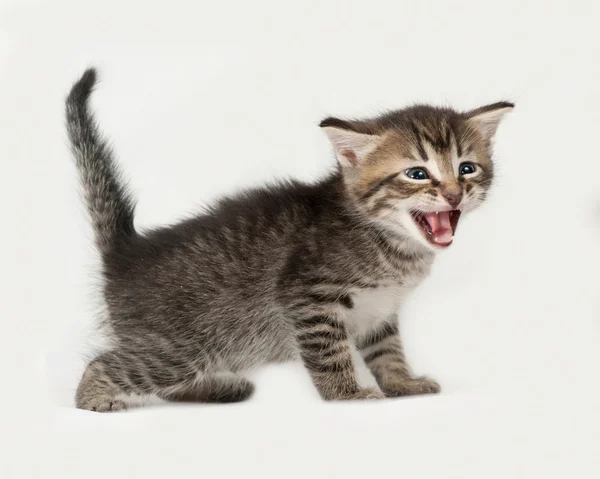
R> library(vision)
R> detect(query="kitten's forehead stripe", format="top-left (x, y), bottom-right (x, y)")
top-left (409, 122), bottom-right (429, 161)
top-left (451, 122), bottom-right (463, 157)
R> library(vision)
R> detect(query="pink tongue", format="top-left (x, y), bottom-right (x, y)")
top-left (423, 211), bottom-right (453, 244)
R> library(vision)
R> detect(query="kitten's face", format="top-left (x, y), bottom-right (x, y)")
top-left (322, 103), bottom-right (513, 251)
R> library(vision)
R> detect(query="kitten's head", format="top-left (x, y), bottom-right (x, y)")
top-left (321, 102), bottom-right (513, 251)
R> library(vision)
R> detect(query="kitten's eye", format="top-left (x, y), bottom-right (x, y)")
top-left (405, 167), bottom-right (430, 180)
top-left (459, 162), bottom-right (476, 175)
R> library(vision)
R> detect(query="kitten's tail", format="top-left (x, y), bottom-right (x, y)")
top-left (65, 68), bottom-right (136, 258)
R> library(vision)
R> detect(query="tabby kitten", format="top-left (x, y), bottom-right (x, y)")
top-left (66, 68), bottom-right (512, 411)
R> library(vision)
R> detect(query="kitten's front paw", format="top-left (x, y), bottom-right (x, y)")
top-left (381, 376), bottom-right (441, 397)
top-left (335, 387), bottom-right (385, 401)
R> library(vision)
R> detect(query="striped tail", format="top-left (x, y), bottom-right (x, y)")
top-left (65, 68), bottom-right (136, 259)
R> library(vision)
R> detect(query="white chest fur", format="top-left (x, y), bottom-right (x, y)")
top-left (344, 284), bottom-right (409, 338)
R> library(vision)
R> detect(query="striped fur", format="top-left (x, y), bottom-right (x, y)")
top-left (65, 69), bottom-right (136, 260)
top-left (66, 69), bottom-right (511, 411)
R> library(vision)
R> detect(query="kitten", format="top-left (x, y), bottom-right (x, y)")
top-left (66, 68), bottom-right (512, 411)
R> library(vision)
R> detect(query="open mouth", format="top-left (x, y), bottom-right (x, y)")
top-left (410, 210), bottom-right (462, 248)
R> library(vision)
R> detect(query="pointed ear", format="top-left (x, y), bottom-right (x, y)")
top-left (466, 101), bottom-right (514, 141)
top-left (320, 117), bottom-right (381, 168)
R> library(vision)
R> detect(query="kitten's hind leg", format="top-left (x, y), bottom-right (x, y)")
top-left (76, 350), bottom-right (198, 412)
top-left (75, 355), bottom-right (128, 412)
top-left (160, 372), bottom-right (255, 404)
top-left (76, 352), bottom-right (253, 410)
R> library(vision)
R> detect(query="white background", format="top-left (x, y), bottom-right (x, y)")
top-left (2, 0), bottom-right (599, 477)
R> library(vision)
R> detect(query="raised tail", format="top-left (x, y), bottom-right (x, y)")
top-left (66, 68), bottom-right (136, 258)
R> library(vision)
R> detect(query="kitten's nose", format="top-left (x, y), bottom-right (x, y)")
top-left (442, 191), bottom-right (462, 208)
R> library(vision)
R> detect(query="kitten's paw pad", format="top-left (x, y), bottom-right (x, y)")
top-left (383, 376), bottom-right (441, 397)
top-left (78, 397), bottom-right (127, 412)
